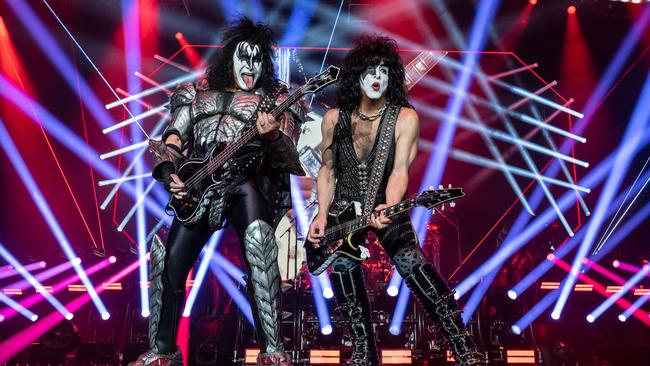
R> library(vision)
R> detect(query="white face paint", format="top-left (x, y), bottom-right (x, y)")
top-left (359, 62), bottom-right (389, 100)
top-left (232, 41), bottom-right (263, 91)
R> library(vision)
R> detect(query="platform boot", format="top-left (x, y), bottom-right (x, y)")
top-left (404, 263), bottom-right (485, 366)
top-left (331, 265), bottom-right (380, 366)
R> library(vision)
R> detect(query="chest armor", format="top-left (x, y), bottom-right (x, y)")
top-left (190, 90), bottom-right (262, 158)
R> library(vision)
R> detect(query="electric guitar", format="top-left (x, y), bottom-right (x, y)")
top-left (304, 187), bottom-right (465, 275)
top-left (165, 65), bottom-right (340, 224)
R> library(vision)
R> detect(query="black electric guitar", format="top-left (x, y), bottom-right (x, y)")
top-left (165, 65), bottom-right (340, 224)
top-left (304, 187), bottom-right (465, 275)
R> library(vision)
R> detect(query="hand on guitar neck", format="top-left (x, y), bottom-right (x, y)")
top-left (256, 111), bottom-right (281, 140)
top-left (369, 203), bottom-right (391, 230)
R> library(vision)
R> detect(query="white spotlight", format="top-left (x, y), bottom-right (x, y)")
top-left (586, 314), bottom-right (595, 323)
top-left (387, 286), bottom-right (399, 297)
top-left (321, 325), bottom-right (333, 335)
top-left (507, 290), bottom-right (518, 300)
top-left (101, 312), bottom-right (111, 320)
top-left (30, 314), bottom-right (39, 322)
top-left (65, 313), bottom-right (74, 320)
top-left (322, 287), bottom-right (334, 299)
top-left (511, 325), bottom-right (521, 335)
top-left (141, 309), bottom-right (150, 318)
top-left (618, 314), bottom-right (626, 322)
top-left (551, 311), bottom-right (561, 320)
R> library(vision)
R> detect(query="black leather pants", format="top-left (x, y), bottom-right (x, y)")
top-left (153, 180), bottom-right (272, 354)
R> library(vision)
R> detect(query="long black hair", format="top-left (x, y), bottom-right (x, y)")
top-left (206, 17), bottom-right (277, 91)
top-left (336, 35), bottom-right (410, 113)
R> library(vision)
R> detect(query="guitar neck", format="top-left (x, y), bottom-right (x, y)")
top-left (325, 198), bottom-right (417, 242)
top-left (208, 88), bottom-right (306, 168)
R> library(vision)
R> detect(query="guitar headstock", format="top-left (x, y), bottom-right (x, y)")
top-left (302, 65), bottom-right (340, 94)
top-left (415, 185), bottom-right (465, 210)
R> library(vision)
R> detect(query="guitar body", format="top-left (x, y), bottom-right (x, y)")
top-left (304, 202), bottom-right (370, 276)
top-left (166, 143), bottom-right (229, 224)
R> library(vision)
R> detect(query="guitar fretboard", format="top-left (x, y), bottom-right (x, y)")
top-left (404, 51), bottom-right (447, 90)
top-left (324, 197), bottom-right (418, 243)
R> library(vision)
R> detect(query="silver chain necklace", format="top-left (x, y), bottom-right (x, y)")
top-left (354, 104), bottom-right (387, 121)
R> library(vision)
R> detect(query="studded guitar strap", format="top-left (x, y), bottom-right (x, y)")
top-left (362, 104), bottom-right (400, 216)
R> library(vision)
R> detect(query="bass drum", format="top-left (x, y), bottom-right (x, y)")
top-left (275, 214), bottom-right (306, 281)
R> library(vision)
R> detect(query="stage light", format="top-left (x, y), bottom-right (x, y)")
top-left (387, 285), bottom-right (399, 297)
top-left (141, 309), bottom-right (150, 318)
top-left (320, 324), bottom-right (332, 335)
top-left (554, 68), bottom-right (650, 320)
top-left (322, 287), bottom-right (334, 299)
top-left (511, 325), bottom-right (521, 335)
top-left (108, 256), bottom-right (116, 264)
top-left (586, 314), bottom-right (595, 322)
top-left (612, 259), bottom-right (621, 268)
top-left (310, 274), bottom-right (333, 336)
top-left (212, 253), bottom-right (246, 285)
top-left (0, 257), bottom-right (142, 363)
top-left (529, 0), bottom-right (537, 4)
top-left (618, 314), bottom-right (627, 322)
top-left (209, 264), bottom-right (254, 325)
top-left (551, 311), bottom-right (560, 320)
top-left (64, 313), bottom-right (74, 320)
top-left (244, 349), bottom-right (259, 364)
top-left (0, 243), bottom-right (72, 319)
top-left (309, 349), bottom-right (339, 364)
top-left (547, 253), bottom-right (556, 261)
top-left (7, 0), bottom-right (134, 146)
top-left (318, 273), bottom-right (333, 300)
top-left (382, 349), bottom-right (412, 364)
top-left (0, 261), bottom-right (52, 280)
top-left (567, 6), bottom-right (576, 14)
top-left (506, 349), bottom-right (536, 364)
top-left (0, 292), bottom-right (39, 321)
top-left (183, 231), bottom-right (222, 318)
top-left (0, 77), bottom-right (170, 222)
top-left (106, 71), bottom-right (202, 110)
top-left (389, 325), bottom-right (400, 336)
top-left (175, 32), bottom-right (183, 40)
top-left (508, 290), bottom-right (518, 300)
top-left (0, 257), bottom-right (113, 322)
top-left (102, 104), bottom-right (167, 134)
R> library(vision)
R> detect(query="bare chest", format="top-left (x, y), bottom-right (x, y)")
top-left (350, 116), bottom-right (380, 163)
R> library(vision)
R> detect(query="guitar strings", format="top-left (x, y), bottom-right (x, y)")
top-left (180, 88), bottom-right (304, 192)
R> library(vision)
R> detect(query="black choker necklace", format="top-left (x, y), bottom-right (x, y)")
top-left (354, 104), bottom-right (387, 121)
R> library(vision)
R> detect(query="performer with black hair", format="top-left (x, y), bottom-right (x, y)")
top-left (308, 36), bottom-right (485, 366)
top-left (130, 17), bottom-right (304, 366)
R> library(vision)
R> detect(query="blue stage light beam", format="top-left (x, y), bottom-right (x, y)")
top-left (619, 293), bottom-right (650, 322)
top-left (0, 118), bottom-right (109, 319)
top-left (212, 253), bottom-right (246, 286)
top-left (0, 75), bottom-right (170, 224)
top-left (0, 243), bottom-right (73, 319)
top-left (552, 69), bottom-right (650, 320)
top-left (280, 0), bottom-right (318, 46)
top-left (310, 274), bottom-right (333, 334)
top-left (5, 0), bottom-right (134, 145)
top-left (209, 263), bottom-right (254, 326)
top-left (594, 156), bottom-right (650, 254)
top-left (121, 0), bottom-right (149, 318)
top-left (510, 6), bottom-right (650, 255)
top-left (183, 232), bottom-right (222, 317)
top-left (512, 201), bottom-right (650, 331)
top-left (389, 281), bottom-right (411, 334)
top-left (41, 0), bottom-right (147, 136)
top-left (588, 264), bottom-right (650, 322)
top-left (454, 128), bottom-right (650, 298)
top-left (509, 168), bottom-right (650, 299)
top-left (0, 292), bottom-right (38, 322)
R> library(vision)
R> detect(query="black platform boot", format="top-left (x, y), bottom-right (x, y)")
top-left (331, 265), bottom-right (380, 366)
top-left (404, 263), bottom-right (485, 366)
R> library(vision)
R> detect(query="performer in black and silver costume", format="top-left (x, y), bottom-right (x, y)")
top-left (308, 36), bottom-right (485, 366)
top-left (129, 18), bottom-right (304, 366)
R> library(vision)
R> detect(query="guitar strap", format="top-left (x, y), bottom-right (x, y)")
top-left (362, 104), bottom-right (400, 216)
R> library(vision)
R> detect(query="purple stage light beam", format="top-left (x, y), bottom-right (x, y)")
top-left (0, 118), bottom-right (108, 319)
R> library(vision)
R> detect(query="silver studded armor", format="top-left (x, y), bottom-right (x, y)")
top-left (157, 80), bottom-right (306, 229)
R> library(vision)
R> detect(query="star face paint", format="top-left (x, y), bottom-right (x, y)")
top-left (359, 62), bottom-right (389, 100)
top-left (233, 41), bottom-right (263, 91)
